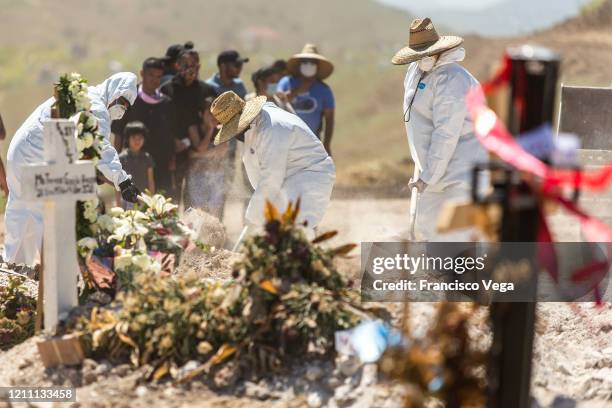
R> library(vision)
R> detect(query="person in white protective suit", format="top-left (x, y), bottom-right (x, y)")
top-left (4, 72), bottom-right (141, 265)
top-left (392, 18), bottom-right (488, 241)
top-left (210, 91), bottom-right (335, 248)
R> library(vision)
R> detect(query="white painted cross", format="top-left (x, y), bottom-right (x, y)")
top-left (21, 119), bottom-right (97, 331)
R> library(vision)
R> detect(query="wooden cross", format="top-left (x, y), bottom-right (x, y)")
top-left (21, 119), bottom-right (97, 331)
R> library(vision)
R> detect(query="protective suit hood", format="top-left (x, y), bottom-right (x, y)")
top-left (87, 72), bottom-right (137, 146)
top-left (90, 72), bottom-right (138, 107)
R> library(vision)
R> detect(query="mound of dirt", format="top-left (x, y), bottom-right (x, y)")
top-left (175, 247), bottom-right (241, 281)
top-left (181, 208), bottom-right (227, 249)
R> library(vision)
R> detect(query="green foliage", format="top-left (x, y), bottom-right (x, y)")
top-left (0, 276), bottom-right (36, 350)
top-left (55, 74), bottom-right (78, 118)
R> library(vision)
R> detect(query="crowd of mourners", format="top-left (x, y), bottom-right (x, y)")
top-left (3, 17), bottom-right (487, 265)
top-left (112, 41), bottom-right (336, 218)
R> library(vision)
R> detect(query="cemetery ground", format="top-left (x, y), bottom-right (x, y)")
top-left (0, 194), bottom-right (611, 407)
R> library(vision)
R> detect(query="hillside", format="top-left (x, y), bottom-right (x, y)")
top-left (0, 0), bottom-right (415, 189)
top-left (1, 0), bottom-right (611, 193)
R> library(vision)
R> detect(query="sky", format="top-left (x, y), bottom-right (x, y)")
top-left (378, 0), bottom-right (504, 11)
top-left (376, 0), bottom-right (591, 35)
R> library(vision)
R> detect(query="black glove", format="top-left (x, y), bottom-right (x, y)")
top-left (119, 179), bottom-right (140, 203)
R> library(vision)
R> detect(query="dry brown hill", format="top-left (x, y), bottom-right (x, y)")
top-left (462, 0), bottom-right (612, 87)
top-left (0, 0), bottom-right (611, 195)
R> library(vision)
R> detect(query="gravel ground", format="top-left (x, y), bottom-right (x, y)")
top-left (0, 199), bottom-right (611, 407)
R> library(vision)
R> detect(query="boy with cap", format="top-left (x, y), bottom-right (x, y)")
top-left (210, 91), bottom-right (335, 249)
top-left (206, 50), bottom-right (249, 98)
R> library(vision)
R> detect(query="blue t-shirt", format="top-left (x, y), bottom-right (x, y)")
top-left (277, 76), bottom-right (335, 135)
top-left (206, 73), bottom-right (248, 99)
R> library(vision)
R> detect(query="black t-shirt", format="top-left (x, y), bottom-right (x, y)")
top-left (161, 77), bottom-right (215, 139)
top-left (119, 150), bottom-right (154, 192)
top-left (111, 93), bottom-right (176, 170)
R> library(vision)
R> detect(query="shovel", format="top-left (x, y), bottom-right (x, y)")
top-left (408, 164), bottom-right (420, 241)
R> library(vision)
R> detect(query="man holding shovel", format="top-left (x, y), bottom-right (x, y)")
top-left (210, 91), bottom-right (335, 249)
top-left (393, 18), bottom-right (488, 241)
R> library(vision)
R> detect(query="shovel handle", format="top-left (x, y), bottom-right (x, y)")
top-left (408, 162), bottom-right (421, 241)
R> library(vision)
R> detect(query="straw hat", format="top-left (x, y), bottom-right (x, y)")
top-left (392, 18), bottom-right (463, 65)
top-left (287, 43), bottom-right (334, 80)
top-left (211, 91), bottom-right (267, 145)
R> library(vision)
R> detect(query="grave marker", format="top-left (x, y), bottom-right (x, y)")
top-left (21, 119), bottom-right (97, 331)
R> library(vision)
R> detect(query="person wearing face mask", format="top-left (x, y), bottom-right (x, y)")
top-left (392, 18), bottom-right (488, 241)
top-left (4, 72), bottom-right (140, 265)
top-left (247, 64), bottom-right (294, 113)
top-left (210, 91), bottom-right (335, 249)
top-left (278, 44), bottom-right (335, 156)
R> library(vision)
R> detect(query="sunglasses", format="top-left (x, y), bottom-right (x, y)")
top-left (179, 63), bottom-right (200, 73)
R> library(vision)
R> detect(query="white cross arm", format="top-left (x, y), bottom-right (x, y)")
top-left (21, 163), bottom-right (97, 202)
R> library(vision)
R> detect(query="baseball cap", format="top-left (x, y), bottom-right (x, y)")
top-left (217, 50), bottom-right (249, 66)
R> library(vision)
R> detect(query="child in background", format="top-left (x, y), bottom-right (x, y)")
top-left (117, 121), bottom-right (155, 207)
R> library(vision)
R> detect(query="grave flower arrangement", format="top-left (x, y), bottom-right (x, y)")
top-left (77, 193), bottom-right (194, 293)
top-left (67, 201), bottom-right (373, 382)
top-left (54, 72), bottom-right (105, 162)
top-left (53, 73), bottom-right (107, 242)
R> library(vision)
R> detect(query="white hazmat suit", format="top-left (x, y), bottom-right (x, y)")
top-left (240, 102), bottom-right (335, 240)
top-left (403, 48), bottom-right (488, 240)
top-left (4, 72), bottom-right (137, 265)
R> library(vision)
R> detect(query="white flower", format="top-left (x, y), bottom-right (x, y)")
top-left (124, 210), bottom-right (149, 222)
top-left (96, 214), bottom-right (116, 233)
top-left (139, 193), bottom-right (178, 216)
top-left (77, 237), bottom-right (98, 257)
top-left (108, 218), bottom-right (148, 242)
top-left (81, 132), bottom-right (94, 149)
top-left (149, 261), bottom-right (162, 273)
top-left (75, 93), bottom-right (91, 111)
top-left (114, 251), bottom-right (133, 271)
top-left (86, 113), bottom-right (97, 128)
top-left (132, 254), bottom-right (151, 271)
top-left (83, 199), bottom-right (99, 223)
top-left (108, 207), bottom-right (125, 217)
